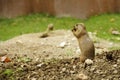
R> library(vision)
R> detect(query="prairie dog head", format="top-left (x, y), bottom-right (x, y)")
top-left (47, 23), bottom-right (54, 31)
top-left (72, 23), bottom-right (87, 38)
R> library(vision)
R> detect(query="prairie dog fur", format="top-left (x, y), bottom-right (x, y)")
top-left (72, 23), bottom-right (95, 62)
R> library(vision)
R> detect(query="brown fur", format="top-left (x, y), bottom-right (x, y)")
top-left (72, 23), bottom-right (95, 62)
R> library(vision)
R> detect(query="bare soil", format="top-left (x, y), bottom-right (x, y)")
top-left (0, 30), bottom-right (120, 80)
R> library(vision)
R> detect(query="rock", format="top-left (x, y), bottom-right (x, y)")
top-left (90, 67), bottom-right (95, 72)
top-left (117, 59), bottom-right (120, 63)
top-left (76, 73), bottom-right (88, 80)
top-left (85, 59), bottom-right (93, 65)
top-left (71, 38), bottom-right (76, 41)
top-left (70, 71), bottom-right (75, 74)
top-left (62, 68), bottom-right (66, 72)
top-left (31, 78), bottom-right (37, 80)
top-left (37, 63), bottom-right (44, 68)
top-left (58, 41), bottom-right (67, 48)
top-left (112, 30), bottom-right (120, 35)
top-left (76, 48), bottom-right (81, 54)
top-left (113, 64), bottom-right (117, 68)
top-left (113, 70), bottom-right (118, 74)
top-left (0, 56), bottom-right (11, 62)
top-left (73, 65), bottom-right (76, 69)
top-left (16, 40), bottom-right (23, 45)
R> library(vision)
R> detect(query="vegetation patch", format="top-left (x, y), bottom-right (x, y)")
top-left (0, 13), bottom-right (120, 42)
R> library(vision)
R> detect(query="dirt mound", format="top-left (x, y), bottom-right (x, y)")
top-left (0, 30), bottom-right (120, 80)
top-left (0, 30), bottom-right (119, 59)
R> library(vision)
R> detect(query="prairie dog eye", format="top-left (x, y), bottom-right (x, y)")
top-left (76, 24), bottom-right (78, 26)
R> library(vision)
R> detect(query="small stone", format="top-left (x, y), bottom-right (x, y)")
top-left (101, 78), bottom-right (108, 80)
top-left (0, 56), bottom-right (10, 62)
top-left (35, 58), bottom-right (39, 61)
top-left (31, 78), bottom-right (37, 80)
top-left (76, 73), bottom-right (88, 80)
top-left (117, 59), bottom-right (120, 63)
top-left (85, 59), bottom-right (93, 65)
top-left (37, 63), bottom-right (44, 67)
top-left (113, 64), bottom-right (117, 68)
top-left (70, 71), bottom-right (75, 74)
top-left (16, 40), bottom-right (23, 44)
top-left (59, 41), bottom-right (67, 48)
top-left (72, 38), bottom-right (76, 41)
top-left (90, 67), bottom-right (95, 72)
top-left (113, 70), bottom-right (118, 74)
top-left (73, 65), bottom-right (76, 69)
top-left (112, 30), bottom-right (120, 35)
top-left (62, 68), bottom-right (66, 72)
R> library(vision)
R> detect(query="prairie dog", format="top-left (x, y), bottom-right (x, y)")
top-left (72, 23), bottom-right (95, 62)
top-left (40, 23), bottom-right (54, 38)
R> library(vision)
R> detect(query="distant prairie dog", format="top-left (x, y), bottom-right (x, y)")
top-left (47, 23), bottom-right (54, 31)
top-left (40, 23), bottom-right (54, 38)
top-left (72, 23), bottom-right (95, 62)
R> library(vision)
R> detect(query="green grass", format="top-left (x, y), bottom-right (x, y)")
top-left (85, 14), bottom-right (120, 42)
top-left (0, 13), bottom-right (120, 42)
top-left (0, 14), bottom-right (81, 40)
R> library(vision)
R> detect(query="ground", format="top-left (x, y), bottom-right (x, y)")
top-left (0, 30), bottom-right (120, 80)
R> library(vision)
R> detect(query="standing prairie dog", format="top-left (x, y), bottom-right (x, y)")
top-left (72, 23), bottom-right (95, 62)
top-left (40, 23), bottom-right (54, 38)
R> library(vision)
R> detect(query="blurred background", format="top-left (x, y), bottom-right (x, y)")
top-left (0, 0), bottom-right (120, 19)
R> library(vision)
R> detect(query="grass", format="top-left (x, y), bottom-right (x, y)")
top-left (0, 13), bottom-right (120, 42)
top-left (85, 14), bottom-right (120, 42)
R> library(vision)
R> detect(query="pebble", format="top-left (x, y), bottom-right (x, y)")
top-left (90, 67), bottom-right (95, 72)
top-left (31, 78), bottom-right (37, 80)
top-left (113, 64), bottom-right (117, 68)
top-left (0, 56), bottom-right (7, 62)
top-left (76, 73), bottom-right (88, 80)
top-left (85, 59), bottom-right (93, 65)
top-left (37, 63), bottom-right (44, 67)
top-left (16, 40), bottom-right (23, 44)
top-left (70, 71), bottom-right (75, 74)
top-left (113, 70), bottom-right (118, 74)
top-left (117, 59), bottom-right (120, 63)
top-left (73, 65), bottom-right (76, 69)
top-left (71, 38), bottom-right (76, 41)
top-left (62, 68), bottom-right (66, 72)
top-left (59, 41), bottom-right (67, 48)
top-left (112, 30), bottom-right (120, 35)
